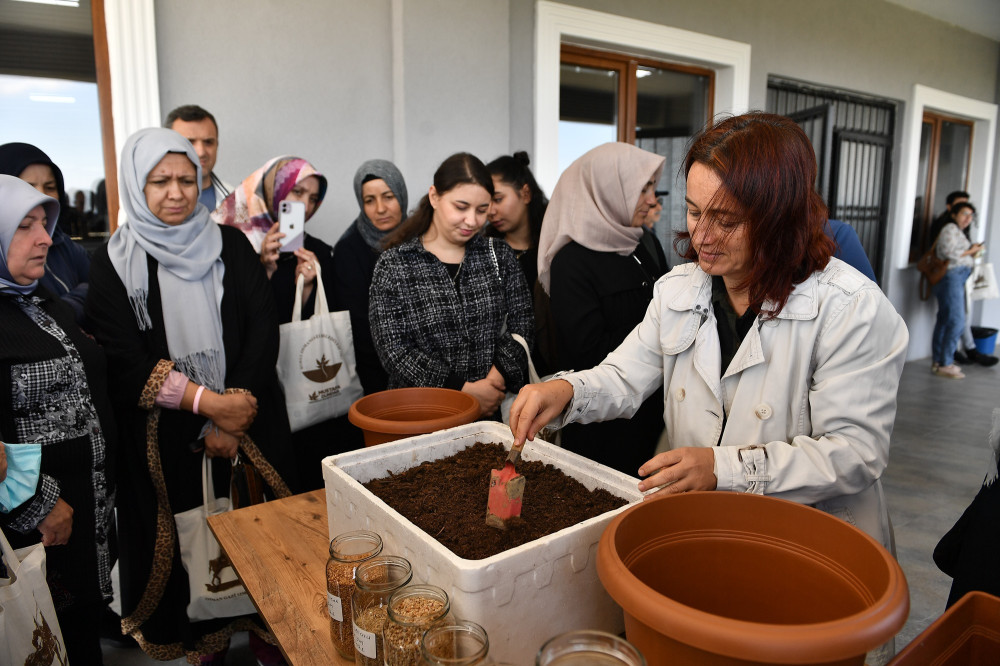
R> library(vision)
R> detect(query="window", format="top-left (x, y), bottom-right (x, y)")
top-left (559, 44), bottom-right (713, 261)
top-left (910, 112), bottom-right (973, 259)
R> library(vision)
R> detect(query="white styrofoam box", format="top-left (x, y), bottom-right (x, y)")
top-left (322, 421), bottom-right (643, 666)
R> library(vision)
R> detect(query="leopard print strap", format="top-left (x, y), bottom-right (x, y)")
top-left (225, 388), bottom-right (292, 499)
top-left (139, 359), bottom-right (176, 410)
top-left (121, 406), bottom-right (175, 635)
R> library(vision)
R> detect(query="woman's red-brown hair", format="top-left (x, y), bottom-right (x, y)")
top-left (678, 112), bottom-right (835, 316)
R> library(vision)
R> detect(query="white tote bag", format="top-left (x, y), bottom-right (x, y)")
top-left (969, 262), bottom-right (999, 301)
top-left (174, 455), bottom-right (256, 621)
top-left (276, 264), bottom-right (364, 432)
top-left (0, 527), bottom-right (68, 665)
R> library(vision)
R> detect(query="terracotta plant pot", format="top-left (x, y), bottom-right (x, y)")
top-left (889, 590), bottom-right (1000, 664)
top-left (348, 387), bottom-right (480, 446)
top-left (597, 491), bottom-right (909, 665)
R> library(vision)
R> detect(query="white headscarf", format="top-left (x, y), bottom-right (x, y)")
top-left (0, 175), bottom-right (58, 295)
top-left (107, 128), bottom-right (226, 392)
top-left (537, 142), bottom-right (665, 294)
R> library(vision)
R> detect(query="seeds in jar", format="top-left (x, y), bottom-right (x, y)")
top-left (353, 606), bottom-right (388, 666)
top-left (385, 596), bottom-right (447, 666)
top-left (327, 556), bottom-right (364, 657)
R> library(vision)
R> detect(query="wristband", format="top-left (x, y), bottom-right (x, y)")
top-left (192, 385), bottom-right (206, 415)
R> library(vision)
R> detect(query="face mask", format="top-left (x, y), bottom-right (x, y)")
top-left (0, 442), bottom-right (42, 513)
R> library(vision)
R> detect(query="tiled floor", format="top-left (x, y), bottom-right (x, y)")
top-left (100, 357), bottom-right (1000, 664)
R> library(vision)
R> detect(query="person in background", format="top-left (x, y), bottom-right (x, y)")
top-left (165, 104), bottom-right (232, 210)
top-left (511, 111), bottom-right (908, 556)
top-left (536, 142), bottom-right (668, 475)
top-left (86, 129), bottom-right (293, 663)
top-left (929, 190), bottom-right (970, 250)
top-left (0, 143), bottom-right (91, 324)
top-left (332, 159), bottom-right (408, 395)
top-left (0, 175), bottom-right (117, 664)
top-left (370, 153), bottom-right (534, 418)
top-left (930, 201), bottom-right (983, 379)
top-left (485, 151), bottom-right (548, 291)
top-left (929, 192), bottom-right (998, 367)
top-left (214, 156), bottom-right (363, 490)
top-left (826, 219), bottom-right (876, 282)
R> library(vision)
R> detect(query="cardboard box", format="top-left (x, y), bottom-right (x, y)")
top-left (322, 421), bottom-right (643, 665)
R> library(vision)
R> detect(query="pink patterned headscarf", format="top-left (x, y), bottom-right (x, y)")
top-left (211, 156), bottom-right (327, 252)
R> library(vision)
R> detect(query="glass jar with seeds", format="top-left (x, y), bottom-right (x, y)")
top-left (421, 619), bottom-right (492, 665)
top-left (326, 530), bottom-right (383, 659)
top-left (351, 555), bottom-right (412, 666)
top-left (384, 585), bottom-right (452, 666)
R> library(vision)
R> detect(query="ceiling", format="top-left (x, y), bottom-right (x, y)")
top-left (0, 0), bottom-right (996, 43)
top-left (883, 0), bottom-right (1000, 42)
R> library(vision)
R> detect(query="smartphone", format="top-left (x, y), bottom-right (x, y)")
top-left (278, 200), bottom-right (305, 252)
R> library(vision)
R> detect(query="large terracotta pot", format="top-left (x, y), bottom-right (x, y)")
top-left (597, 491), bottom-right (909, 665)
top-left (348, 387), bottom-right (480, 446)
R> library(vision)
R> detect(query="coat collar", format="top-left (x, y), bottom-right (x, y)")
top-left (665, 261), bottom-right (829, 322)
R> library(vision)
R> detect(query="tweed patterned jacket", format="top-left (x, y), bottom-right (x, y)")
top-left (370, 234), bottom-right (534, 391)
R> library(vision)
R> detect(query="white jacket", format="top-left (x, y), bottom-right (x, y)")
top-left (559, 258), bottom-right (908, 550)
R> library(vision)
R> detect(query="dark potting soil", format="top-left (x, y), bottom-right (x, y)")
top-left (362, 442), bottom-right (628, 560)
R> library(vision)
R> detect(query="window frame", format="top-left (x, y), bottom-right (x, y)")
top-left (559, 43), bottom-right (715, 145)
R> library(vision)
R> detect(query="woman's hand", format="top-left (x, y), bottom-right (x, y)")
top-left (509, 379), bottom-right (574, 447)
top-left (637, 447), bottom-right (717, 495)
top-left (204, 428), bottom-right (240, 459)
top-left (38, 497), bottom-right (73, 546)
top-left (260, 222), bottom-right (285, 279)
top-left (462, 376), bottom-right (506, 418)
top-left (293, 248), bottom-right (319, 304)
top-left (963, 243), bottom-right (985, 257)
top-left (199, 391), bottom-right (258, 436)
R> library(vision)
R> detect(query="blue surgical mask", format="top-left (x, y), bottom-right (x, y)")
top-left (0, 442), bottom-right (42, 513)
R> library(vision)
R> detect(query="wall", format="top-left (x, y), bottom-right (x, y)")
top-left (514, 0), bottom-right (1000, 358)
top-left (154, 0), bottom-right (510, 244)
top-left (152, 0), bottom-right (1000, 357)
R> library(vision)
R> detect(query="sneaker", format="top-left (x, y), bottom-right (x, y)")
top-left (968, 348), bottom-right (1000, 367)
top-left (933, 364), bottom-right (965, 379)
top-left (931, 362), bottom-right (940, 373)
top-left (954, 349), bottom-right (971, 365)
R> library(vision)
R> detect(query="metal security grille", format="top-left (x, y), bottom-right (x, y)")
top-left (767, 78), bottom-right (896, 282)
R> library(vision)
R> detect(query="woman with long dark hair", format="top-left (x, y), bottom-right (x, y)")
top-left (930, 201), bottom-right (983, 379)
top-left (485, 151), bottom-right (547, 289)
top-left (370, 153), bottom-right (533, 417)
top-left (511, 112), bottom-right (908, 554)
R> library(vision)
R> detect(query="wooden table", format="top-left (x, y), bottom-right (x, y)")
top-left (208, 489), bottom-right (353, 666)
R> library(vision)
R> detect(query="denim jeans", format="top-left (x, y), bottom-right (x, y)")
top-left (932, 265), bottom-right (972, 365)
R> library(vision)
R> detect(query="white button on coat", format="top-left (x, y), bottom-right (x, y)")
top-left (754, 404), bottom-right (772, 420)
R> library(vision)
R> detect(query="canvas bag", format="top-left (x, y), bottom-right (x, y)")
top-left (276, 264), bottom-right (363, 432)
top-left (0, 527), bottom-right (68, 665)
top-left (969, 262), bottom-right (999, 301)
top-left (174, 455), bottom-right (256, 621)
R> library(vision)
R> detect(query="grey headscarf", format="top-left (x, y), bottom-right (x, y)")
top-left (107, 128), bottom-right (226, 392)
top-left (0, 175), bottom-right (58, 295)
top-left (353, 159), bottom-right (408, 250)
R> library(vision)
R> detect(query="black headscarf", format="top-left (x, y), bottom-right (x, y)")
top-left (0, 142), bottom-right (72, 236)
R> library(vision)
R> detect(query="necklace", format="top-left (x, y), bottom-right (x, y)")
top-left (450, 256), bottom-right (465, 285)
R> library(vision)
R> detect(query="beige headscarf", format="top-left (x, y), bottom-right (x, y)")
top-left (537, 142), bottom-right (665, 294)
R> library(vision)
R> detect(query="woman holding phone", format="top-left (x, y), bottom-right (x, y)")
top-left (212, 156), bottom-right (330, 322)
top-left (214, 157), bottom-right (363, 489)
